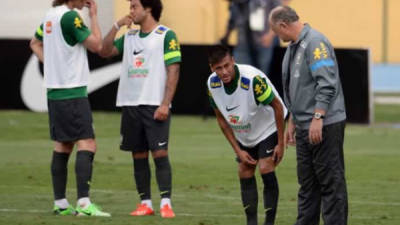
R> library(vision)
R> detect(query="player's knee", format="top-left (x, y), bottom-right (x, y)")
top-left (76, 138), bottom-right (96, 152)
top-left (133, 151), bottom-right (149, 159)
top-left (259, 159), bottom-right (275, 174)
top-left (152, 149), bottom-right (168, 158)
top-left (55, 142), bottom-right (74, 153)
top-left (238, 163), bottom-right (256, 178)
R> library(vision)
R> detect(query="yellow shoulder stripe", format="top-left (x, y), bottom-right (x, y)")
top-left (36, 27), bottom-right (43, 37)
top-left (164, 51), bottom-right (181, 61)
top-left (257, 85), bottom-right (272, 102)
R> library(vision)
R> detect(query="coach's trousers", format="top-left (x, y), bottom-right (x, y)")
top-left (294, 121), bottom-right (348, 225)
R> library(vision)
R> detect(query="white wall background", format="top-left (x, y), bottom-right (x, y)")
top-left (0, 0), bottom-right (114, 39)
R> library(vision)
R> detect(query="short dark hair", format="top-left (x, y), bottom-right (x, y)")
top-left (52, 0), bottom-right (68, 7)
top-left (270, 6), bottom-right (299, 24)
top-left (208, 45), bottom-right (231, 65)
top-left (139, 0), bottom-right (163, 21)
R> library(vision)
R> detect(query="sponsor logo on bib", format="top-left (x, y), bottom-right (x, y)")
top-left (228, 115), bottom-right (251, 133)
top-left (128, 56), bottom-right (149, 78)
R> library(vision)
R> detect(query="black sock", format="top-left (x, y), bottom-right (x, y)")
top-left (133, 158), bottom-right (151, 200)
top-left (75, 151), bottom-right (94, 199)
top-left (262, 172), bottom-right (279, 225)
top-left (240, 176), bottom-right (258, 225)
top-left (51, 151), bottom-right (70, 200)
top-left (154, 156), bottom-right (172, 198)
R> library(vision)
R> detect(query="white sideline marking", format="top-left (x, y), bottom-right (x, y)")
top-left (1, 185), bottom-right (400, 206)
top-left (374, 96), bottom-right (400, 104)
top-left (0, 209), bottom-right (47, 213)
top-left (0, 208), bottom-right (393, 220)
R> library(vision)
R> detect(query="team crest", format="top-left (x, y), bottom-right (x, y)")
top-left (45, 21), bottom-right (52, 34)
top-left (74, 17), bottom-right (83, 28)
top-left (313, 42), bottom-right (328, 60)
top-left (169, 39), bottom-right (180, 50)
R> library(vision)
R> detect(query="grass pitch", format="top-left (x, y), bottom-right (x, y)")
top-left (0, 105), bottom-right (399, 225)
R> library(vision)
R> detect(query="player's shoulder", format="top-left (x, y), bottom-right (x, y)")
top-left (237, 64), bottom-right (265, 79)
top-left (207, 73), bottom-right (222, 89)
top-left (60, 8), bottom-right (80, 21)
top-left (307, 28), bottom-right (332, 49)
top-left (127, 29), bottom-right (140, 36)
top-left (155, 25), bottom-right (170, 35)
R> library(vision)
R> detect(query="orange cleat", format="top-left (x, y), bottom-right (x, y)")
top-left (160, 204), bottom-right (175, 218)
top-left (129, 203), bottom-right (155, 216)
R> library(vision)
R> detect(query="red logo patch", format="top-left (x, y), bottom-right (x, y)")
top-left (229, 115), bottom-right (240, 124)
top-left (45, 21), bottom-right (52, 34)
top-left (135, 57), bottom-right (145, 68)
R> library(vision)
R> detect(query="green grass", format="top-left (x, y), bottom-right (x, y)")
top-left (0, 106), bottom-right (399, 225)
top-left (374, 104), bottom-right (400, 123)
top-left (374, 92), bottom-right (400, 97)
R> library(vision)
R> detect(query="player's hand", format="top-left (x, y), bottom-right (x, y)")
top-left (117, 15), bottom-right (133, 29)
top-left (272, 144), bottom-right (284, 165)
top-left (285, 120), bottom-right (296, 147)
top-left (237, 150), bottom-right (257, 166)
top-left (309, 118), bottom-right (323, 145)
top-left (154, 105), bottom-right (169, 121)
top-left (86, 0), bottom-right (98, 18)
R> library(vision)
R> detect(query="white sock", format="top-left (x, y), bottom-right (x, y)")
top-left (77, 197), bottom-right (91, 209)
top-left (54, 198), bottom-right (69, 209)
top-left (141, 199), bottom-right (153, 209)
top-left (160, 198), bottom-right (171, 208)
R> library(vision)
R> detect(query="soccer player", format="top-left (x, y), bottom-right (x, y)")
top-left (99, 0), bottom-right (181, 218)
top-left (207, 45), bottom-right (287, 225)
top-left (30, 0), bottom-right (110, 217)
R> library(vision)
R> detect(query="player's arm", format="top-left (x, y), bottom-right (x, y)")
top-left (60, 1), bottom-right (101, 53)
top-left (82, 0), bottom-right (102, 53)
top-left (99, 15), bottom-right (132, 58)
top-left (307, 38), bottom-right (337, 144)
top-left (154, 30), bottom-right (182, 121)
top-left (154, 63), bottom-right (180, 121)
top-left (269, 97), bottom-right (285, 164)
top-left (214, 108), bottom-right (257, 165)
top-left (30, 24), bottom-right (44, 63)
top-left (285, 113), bottom-right (296, 147)
top-left (253, 76), bottom-right (285, 164)
top-left (214, 108), bottom-right (242, 154)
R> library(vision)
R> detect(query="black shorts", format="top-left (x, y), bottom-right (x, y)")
top-left (48, 97), bottom-right (95, 142)
top-left (237, 132), bottom-right (278, 162)
top-left (120, 105), bottom-right (170, 152)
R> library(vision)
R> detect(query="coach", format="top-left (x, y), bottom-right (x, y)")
top-left (269, 6), bottom-right (348, 225)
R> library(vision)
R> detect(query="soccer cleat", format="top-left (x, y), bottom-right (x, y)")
top-left (160, 204), bottom-right (175, 218)
top-left (130, 203), bottom-right (155, 216)
top-left (53, 205), bottom-right (76, 216)
top-left (76, 203), bottom-right (111, 217)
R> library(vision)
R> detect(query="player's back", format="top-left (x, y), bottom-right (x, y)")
top-left (42, 5), bottom-right (89, 88)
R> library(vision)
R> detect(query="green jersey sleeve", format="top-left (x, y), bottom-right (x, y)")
top-left (253, 75), bottom-right (275, 105)
top-left (208, 89), bottom-right (217, 109)
top-left (164, 30), bottom-right (182, 66)
top-left (113, 35), bottom-right (125, 55)
top-left (34, 24), bottom-right (44, 41)
top-left (60, 10), bottom-right (91, 46)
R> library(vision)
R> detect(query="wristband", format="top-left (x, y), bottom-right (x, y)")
top-left (113, 22), bottom-right (120, 30)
